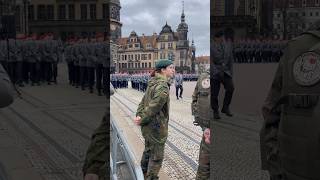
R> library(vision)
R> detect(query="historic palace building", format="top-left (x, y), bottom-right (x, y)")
top-left (116, 4), bottom-right (196, 74)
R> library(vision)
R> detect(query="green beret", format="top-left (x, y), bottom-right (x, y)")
top-left (155, 59), bottom-right (173, 69)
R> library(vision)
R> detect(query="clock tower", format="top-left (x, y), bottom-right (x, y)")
top-left (110, 0), bottom-right (122, 42)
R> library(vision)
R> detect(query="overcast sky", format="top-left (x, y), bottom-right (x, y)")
top-left (120, 0), bottom-right (210, 56)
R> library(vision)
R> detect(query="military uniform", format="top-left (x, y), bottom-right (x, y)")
top-left (211, 38), bottom-right (235, 118)
top-left (82, 83), bottom-right (115, 180)
top-left (136, 59), bottom-right (172, 180)
top-left (192, 71), bottom-right (212, 180)
top-left (260, 30), bottom-right (320, 180)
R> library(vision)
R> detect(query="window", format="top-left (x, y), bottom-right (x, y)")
top-left (68, 4), bottom-right (75, 20)
top-left (47, 5), bottom-right (54, 20)
top-left (148, 54), bottom-right (151, 60)
top-left (310, 12), bottom-right (313, 16)
top-left (142, 63), bottom-right (144, 68)
top-left (161, 43), bottom-right (165, 49)
top-left (168, 42), bottom-right (173, 49)
top-left (149, 62), bottom-right (151, 68)
top-left (316, 12), bottom-right (319, 16)
top-left (277, 13), bottom-right (280, 18)
top-left (135, 44), bottom-right (139, 48)
top-left (103, 4), bottom-right (109, 19)
top-left (138, 54), bottom-right (140, 60)
top-left (277, 24), bottom-right (280, 29)
top-left (90, 4), bottom-right (96, 20)
top-left (37, 5), bottom-right (46, 20)
top-left (302, 12), bottom-right (306, 16)
top-left (135, 54), bottom-right (137, 60)
top-left (146, 43), bottom-right (151, 48)
top-left (28, 5), bottom-right (34, 20)
top-left (80, 4), bottom-right (87, 20)
top-left (58, 5), bottom-right (66, 20)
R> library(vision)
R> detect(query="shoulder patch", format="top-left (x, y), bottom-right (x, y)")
top-left (201, 78), bottom-right (210, 89)
top-left (293, 51), bottom-right (320, 86)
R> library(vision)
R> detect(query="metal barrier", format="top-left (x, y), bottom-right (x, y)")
top-left (110, 114), bottom-right (144, 180)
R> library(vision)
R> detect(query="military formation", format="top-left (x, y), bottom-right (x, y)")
top-left (110, 73), bottom-right (130, 89)
top-left (64, 38), bottom-right (109, 96)
top-left (110, 73), bottom-right (198, 94)
top-left (233, 39), bottom-right (287, 63)
top-left (0, 36), bottom-right (63, 87)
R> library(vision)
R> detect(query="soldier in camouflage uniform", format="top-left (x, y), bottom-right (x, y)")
top-left (134, 59), bottom-right (175, 180)
top-left (83, 83), bottom-right (115, 180)
top-left (260, 22), bottom-right (320, 180)
top-left (192, 69), bottom-right (212, 180)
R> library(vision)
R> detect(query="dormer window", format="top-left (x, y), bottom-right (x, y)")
top-left (146, 43), bottom-right (151, 48)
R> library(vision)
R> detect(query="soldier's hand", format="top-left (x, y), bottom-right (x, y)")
top-left (84, 173), bottom-right (99, 180)
top-left (134, 116), bottom-right (141, 125)
top-left (204, 128), bottom-right (210, 144)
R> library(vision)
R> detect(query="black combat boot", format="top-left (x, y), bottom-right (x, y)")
top-left (221, 106), bottom-right (233, 117)
top-left (214, 110), bottom-right (221, 119)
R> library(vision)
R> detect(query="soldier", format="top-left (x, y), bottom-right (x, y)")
top-left (175, 71), bottom-right (183, 99)
top-left (82, 83), bottom-right (115, 180)
top-left (260, 22), bottom-right (320, 180)
top-left (0, 63), bottom-right (14, 108)
top-left (192, 69), bottom-right (212, 180)
top-left (73, 42), bottom-right (81, 88)
top-left (134, 59), bottom-right (175, 180)
top-left (65, 40), bottom-right (74, 85)
top-left (87, 40), bottom-right (97, 93)
top-left (95, 40), bottom-right (104, 96)
top-left (211, 31), bottom-right (235, 119)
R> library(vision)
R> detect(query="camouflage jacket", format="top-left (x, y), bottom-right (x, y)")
top-left (136, 73), bottom-right (170, 144)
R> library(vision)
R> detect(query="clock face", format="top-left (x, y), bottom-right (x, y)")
top-left (293, 51), bottom-right (320, 86)
top-left (110, 24), bottom-right (116, 31)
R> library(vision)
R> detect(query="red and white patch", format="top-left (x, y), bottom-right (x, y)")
top-left (293, 51), bottom-right (320, 86)
top-left (201, 78), bottom-right (210, 89)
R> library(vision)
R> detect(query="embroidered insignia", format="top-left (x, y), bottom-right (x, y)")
top-left (201, 78), bottom-right (210, 89)
top-left (293, 52), bottom-right (320, 86)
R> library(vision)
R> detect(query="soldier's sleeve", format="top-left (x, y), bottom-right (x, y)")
top-left (82, 115), bottom-right (108, 176)
top-left (191, 79), bottom-right (199, 115)
top-left (140, 83), bottom-right (169, 125)
top-left (0, 64), bottom-right (14, 108)
top-left (260, 59), bottom-right (284, 171)
top-left (136, 93), bottom-right (146, 117)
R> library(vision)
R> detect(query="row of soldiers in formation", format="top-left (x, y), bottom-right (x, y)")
top-left (65, 40), bottom-right (110, 96)
top-left (111, 73), bottom-right (198, 92)
top-left (0, 38), bottom-right (63, 87)
top-left (233, 39), bottom-right (287, 63)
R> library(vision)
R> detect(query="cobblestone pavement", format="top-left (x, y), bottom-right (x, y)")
top-left (0, 64), bottom-right (106, 180)
top-left (111, 81), bottom-right (270, 180)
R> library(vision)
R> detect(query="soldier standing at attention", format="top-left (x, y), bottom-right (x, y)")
top-left (260, 21), bottom-right (320, 180)
top-left (134, 59), bottom-right (175, 180)
top-left (211, 30), bottom-right (235, 119)
top-left (192, 68), bottom-right (212, 180)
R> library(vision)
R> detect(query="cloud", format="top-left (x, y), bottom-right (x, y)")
top-left (120, 0), bottom-right (210, 56)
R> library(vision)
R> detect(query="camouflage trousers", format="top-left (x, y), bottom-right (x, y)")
top-left (140, 139), bottom-right (165, 180)
top-left (82, 115), bottom-right (108, 180)
top-left (196, 137), bottom-right (210, 180)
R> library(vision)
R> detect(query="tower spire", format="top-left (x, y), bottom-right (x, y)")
top-left (181, 1), bottom-right (185, 23)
